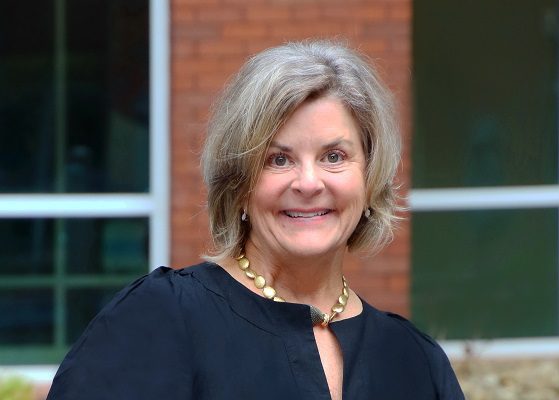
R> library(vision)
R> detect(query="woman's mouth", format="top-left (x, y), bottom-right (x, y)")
top-left (282, 209), bottom-right (332, 218)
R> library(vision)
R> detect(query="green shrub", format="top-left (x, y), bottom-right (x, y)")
top-left (0, 376), bottom-right (33, 400)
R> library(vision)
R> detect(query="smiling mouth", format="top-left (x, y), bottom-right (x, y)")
top-left (283, 210), bottom-right (331, 218)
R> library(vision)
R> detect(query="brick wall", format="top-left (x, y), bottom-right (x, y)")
top-left (170, 0), bottom-right (412, 316)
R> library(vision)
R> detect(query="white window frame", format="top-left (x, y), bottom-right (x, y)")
top-left (410, 185), bottom-right (559, 211)
top-left (0, 0), bottom-right (169, 382)
top-left (410, 185), bottom-right (559, 359)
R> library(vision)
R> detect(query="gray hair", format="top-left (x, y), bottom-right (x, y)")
top-left (201, 40), bottom-right (401, 261)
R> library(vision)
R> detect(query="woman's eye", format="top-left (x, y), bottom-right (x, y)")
top-left (271, 154), bottom-right (288, 167)
top-left (325, 151), bottom-right (343, 163)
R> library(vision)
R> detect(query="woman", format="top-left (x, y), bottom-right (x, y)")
top-left (47, 40), bottom-right (464, 399)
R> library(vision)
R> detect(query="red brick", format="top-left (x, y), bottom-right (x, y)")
top-left (320, 4), bottom-right (386, 21)
top-left (387, 273), bottom-right (409, 292)
top-left (246, 6), bottom-right (291, 21)
top-left (171, 75), bottom-right (195, 91)
top-left (355, 39), bottom-right (388, 55)
top-left (388, 3), bottom-right (411, 21)
top-left (269, 22), bottom-right (348, 40)
top-left (174, 58), bottom-right (228, 75)
top-left (292, 4), bottom-right (321, 19)
top-left (172, 41), bottom-right (196, 57)
top-left (196, 73), bottom-right (230, 90)
top-left (197, 40), bottom-right (247, 56)
top-left (223, 0), bottom-right (265, 3)
top-left (390, 37), bottom-right (411, 54)
top-left (172, 8), bottom-right (195, 22)
top-left (246, 39), bottom-right (286, 54)
top-left (176, 0), bottom-right (219, 4)
top-left (362, 22), bottom-right (408, 38)
top-left (321, 3), bottom-right (387, 23)
top-left (195, 6), bottom-right (244, 22)
top-left (222, 23), bottom-right (268, 38)
top-left (173, 24), bottom-right (220, 40)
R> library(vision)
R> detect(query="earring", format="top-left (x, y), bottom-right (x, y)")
top-left (364, 208), bottom-right (372, 219)
top-left (241, 210), bottom-right (248, 221)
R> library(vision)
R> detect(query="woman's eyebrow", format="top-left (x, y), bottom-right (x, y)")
top-left (321, 138), bottom-right (355, 150)
top-left (269, 142), bottom-right (292, 152)
top-left (270, 138), bottom-right (356, 152)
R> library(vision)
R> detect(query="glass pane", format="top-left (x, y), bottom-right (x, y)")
top-left (0, 1), bottom-right (55, 193)
top-left (0, 289), bottom-right (53, 345)
top-left (413, 0), bottom-right (557, 188)
top-left (0, 0), bottom-right (149, 193)
top-left (0, 220), bottom-right (54, 275)
top-left (412, 209), bottom-right (558, 339)
top-left (66, 287), bottom-right (121, 343)
top-left (0, 217), bottom-right (148, 276)
top-left (66, 218), bottom-right (149, 275)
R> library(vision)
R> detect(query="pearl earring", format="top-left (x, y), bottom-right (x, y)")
top-left (364, 208), bottom-right (372, 219)
top-left (241, 210), bottom-right (248, 221)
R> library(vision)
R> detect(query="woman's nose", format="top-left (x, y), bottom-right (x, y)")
top-left (291, 162), bottom-right (325, 196)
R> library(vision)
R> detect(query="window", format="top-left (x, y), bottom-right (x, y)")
top-left (412, 0), bottom-right (558, 339)
top-left (0, 0), bottom-right (169, 364)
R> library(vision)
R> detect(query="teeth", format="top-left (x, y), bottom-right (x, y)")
top-left (285, 210), bottom-right (329, 218)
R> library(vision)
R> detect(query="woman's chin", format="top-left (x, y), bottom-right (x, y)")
top-left (279, 239), bottom-right (345, 259)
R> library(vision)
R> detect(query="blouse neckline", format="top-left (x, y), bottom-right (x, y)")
top-left (192, 262), bottom-right (367, 335)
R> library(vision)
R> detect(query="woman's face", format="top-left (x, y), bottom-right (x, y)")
top-left (247, 96), bottom-right (367, 260)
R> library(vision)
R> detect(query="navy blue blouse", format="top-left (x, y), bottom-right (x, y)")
top-left (47, 262), bottom-right (464, 399)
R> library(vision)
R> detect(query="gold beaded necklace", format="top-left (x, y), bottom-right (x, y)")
top-left (236, 254), bottom-right (349, 326)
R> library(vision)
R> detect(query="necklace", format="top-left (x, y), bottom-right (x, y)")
top-left (236, 254), bottom-right (349, 326)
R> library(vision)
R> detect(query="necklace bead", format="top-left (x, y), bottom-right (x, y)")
top-left (254, 275), bottom-right (266, 288)
top-left (245, 269), bottom-right (256, 279)
top-left (238, 257), bottom-right (250, 270)
top-left (262, 286), bottom-right (277, 299)
top-left (236, 254), bottom-right (349, 326)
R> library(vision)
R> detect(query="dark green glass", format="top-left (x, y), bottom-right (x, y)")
top-left (0, 217), bottom-right (148, 357)
top-left (0, 289), bottom-right (53, 345)
top-left (412, 209), bottom-right (558, 339)
top-left (66, 218), bottom-right (149, 275)
top-left (0, 218), bottom-right (148, 276)
top-left (413, 0), bottom-right (557, 188)
top-left (0, 2), bottom-right (55, 193)
top-left (0, 220), bottom-right (55, 275)
top-left (0, 0), bottom-right (149, 193)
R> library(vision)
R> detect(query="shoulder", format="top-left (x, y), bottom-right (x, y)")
top-left (106, 262), bottom-right (222, 308)
top-left (89, 264), bottom-right (200, 316)
top-left (365, 306), bottom-right (446, 364)
top-left (382, 311), bottom-right (442, 352)
top-left (360, 303), bottom-right (441, 353)
top-left (76, 261), bottom-right (232, 344)
top-left (64, 262), bottom-right (224, 362)
top-left (69, 262), bottom-right (217, 345)
top-left (48, 262), bottom-right (221, 399)
top-left (363, 305), bottom-right (465, 399)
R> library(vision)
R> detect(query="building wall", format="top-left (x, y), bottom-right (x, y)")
top-left (169, 0), bottom-right (412, 316)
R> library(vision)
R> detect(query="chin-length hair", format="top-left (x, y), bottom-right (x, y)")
top-left (201, 39), bottom-right (401, 261)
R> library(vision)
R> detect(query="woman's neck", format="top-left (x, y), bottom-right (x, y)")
top-left (240, 242), bottom-right (347, 311)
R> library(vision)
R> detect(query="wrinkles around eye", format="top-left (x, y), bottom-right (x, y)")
top-left (265, 150), bottom-right (351, 171)
top-left (321, 150), bottom-right (346, 164)
top-left (266, 153), bottom-right (291, 168)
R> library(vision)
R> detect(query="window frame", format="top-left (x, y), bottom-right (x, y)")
top-left (0, 0), bottom-right (169, 379)
top-left (410, 184), bottom-right (559, 357)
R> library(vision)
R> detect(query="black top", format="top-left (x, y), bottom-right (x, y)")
top-left (47, 262), bottom-right (464, 399)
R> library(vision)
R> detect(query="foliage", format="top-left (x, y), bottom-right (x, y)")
top-left (0, 376), bottom-right (33, 400)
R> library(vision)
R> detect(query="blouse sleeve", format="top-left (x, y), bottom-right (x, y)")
top-left (47, 267), bottom-right (194, 400)
top-left (427, 339), bottom-right (465, 400)
top-left (386, 312), bottom-right (465, 400)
